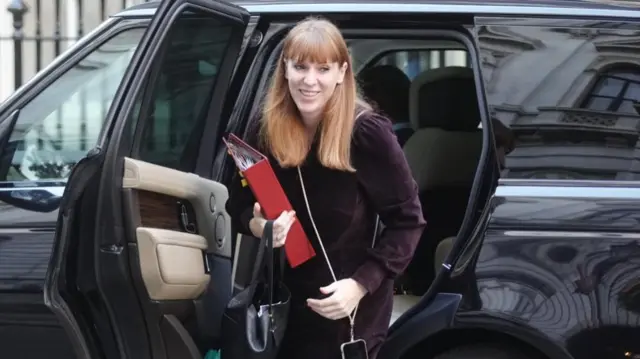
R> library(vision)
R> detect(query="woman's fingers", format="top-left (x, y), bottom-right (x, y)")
top-left (253, 202), bottom-right (264, 219)
top-left (275, 210), bottom-right (295, 229)
top-left (252, 205), bottom-right (296, 246)
top-left (271, 210), bottom-right (296, 248)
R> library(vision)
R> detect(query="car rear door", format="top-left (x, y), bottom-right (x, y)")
top-left (448, 15), bottom-right (640, 358)
top-left (43, 1), bottom-right (252, 359)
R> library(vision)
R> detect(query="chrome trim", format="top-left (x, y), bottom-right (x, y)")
top-left (498, 178), bottom-right (640, 187)
top-left (475, 16), bottom-right (640, 29)
top-left (503, 230), bottom-right (640, 239)
top-left (495, 185), bottom-right (640, 199)
top-left (0, 186), bottom-right (65, 196)
top-left (0, 228), bottom-right (48, 233)
top-left (113, 3), bottom-right (640, 18)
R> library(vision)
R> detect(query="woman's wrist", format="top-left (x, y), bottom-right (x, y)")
top-left (349, 278), bottom-right (368, 297)
top-left (249, 217), bottom-right (266, 237)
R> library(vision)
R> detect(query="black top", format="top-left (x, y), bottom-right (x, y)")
top-left (225, 110), bottom-right (426, 359)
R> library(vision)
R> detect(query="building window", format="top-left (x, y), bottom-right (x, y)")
top-left (581, 67), bottom-right (640, 114)
top-left (373, 50), bottom-right (469, 80)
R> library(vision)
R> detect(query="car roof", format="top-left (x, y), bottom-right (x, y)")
top-left (113, 0), bottom-right (640, 19)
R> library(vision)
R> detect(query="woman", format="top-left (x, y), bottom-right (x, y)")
top-left (225, 17), bottom-right (426, 359)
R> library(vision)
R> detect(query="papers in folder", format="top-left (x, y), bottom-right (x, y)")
top-left (223, 133), bottom-right (316, 268)
top-left (224, 137), bottom-right (262, 171)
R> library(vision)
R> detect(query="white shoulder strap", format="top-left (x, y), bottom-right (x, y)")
top-left (296, 166), bottom-right (378, 342)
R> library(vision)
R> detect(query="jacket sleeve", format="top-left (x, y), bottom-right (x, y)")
top-left (350, 112), bottom-right (426, 294)
top-left (224, 117), bottom-right (262, 236)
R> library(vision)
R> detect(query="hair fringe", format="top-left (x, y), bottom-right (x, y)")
top-left (259, 17), bottom-right (371, 172)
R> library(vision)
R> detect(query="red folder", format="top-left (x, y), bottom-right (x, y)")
top-left (223, 133), bottom-right (316, 268)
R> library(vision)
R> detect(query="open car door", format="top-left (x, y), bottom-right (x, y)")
top-left (43, 1), bottom-right (251, 359)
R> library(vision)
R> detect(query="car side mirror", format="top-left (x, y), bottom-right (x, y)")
top-left (0, 185), bottom-right (63, 212)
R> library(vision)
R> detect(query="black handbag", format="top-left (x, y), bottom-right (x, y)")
top-left (220, 220), bottom-right (291, 359)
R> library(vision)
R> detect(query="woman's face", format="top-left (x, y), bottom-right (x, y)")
top-left (285, 59), bottom-right (347, 127)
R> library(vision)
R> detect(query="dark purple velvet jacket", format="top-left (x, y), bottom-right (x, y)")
top-left (225, 110), bottom-right (426, 359)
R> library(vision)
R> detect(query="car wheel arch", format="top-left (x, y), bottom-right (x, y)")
top-left (397, 327), bottom-right (551, 359)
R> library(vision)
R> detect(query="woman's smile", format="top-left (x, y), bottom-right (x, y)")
top-left (299, 89), bottom-right (320, 99)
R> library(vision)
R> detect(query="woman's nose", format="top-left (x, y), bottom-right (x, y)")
top-left (303, 71), bottom-right (318, 85)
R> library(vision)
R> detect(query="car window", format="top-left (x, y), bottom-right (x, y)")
top-left (2, 27), bottom-right (145, 183)
top-left (476, 24), bottom-right (640, 181)
top-left (372, 49), bottom-right (469, 79)
top-left (134, 17), bottom-right (233, 172)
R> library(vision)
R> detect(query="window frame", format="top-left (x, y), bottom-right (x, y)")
top-left (128, 16), bottom-right (240, 174)
top-left (231, 24), bottom-right (496, 308)
top-left (0, 18), bottom-right (151, 121)
top-left (0, 18), bottom-right (151, 212)
top-left (581, 68), bottom-right (640, 114)
top-left (474, 18), bottom-right (640, 185)
top-left (4, 26), bottom-right (146, 183)
top-left (354, 43), bottom-right (469, 74)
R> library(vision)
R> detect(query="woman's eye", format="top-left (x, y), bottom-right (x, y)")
top-left (319, 67), bottom-right (330, 72)
top-left (294, 64), bottom-right (306, 70)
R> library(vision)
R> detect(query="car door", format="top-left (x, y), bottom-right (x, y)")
top-left (450, 16), bottom-right (640, 358)
top-left (43, 1), bottom-right (251, 359)
top-left (0, 18), bottom-right (148, 359)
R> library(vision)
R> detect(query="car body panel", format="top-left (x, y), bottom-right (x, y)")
top-left (378, 293), bottom-right (462, 359)
top-left (450, 182), bottom-right (640, 358)
top-left (444, 17), bottom-right (640, 359)
top-left (2, 1), bottom-right (640, 358)
top-left (42, 0), bottom-right (252, 358)
top-left (0, 17), bottom-right (150, 359)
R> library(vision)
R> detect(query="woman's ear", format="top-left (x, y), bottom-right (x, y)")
top-left (337, 62), bottom-right (348, 84)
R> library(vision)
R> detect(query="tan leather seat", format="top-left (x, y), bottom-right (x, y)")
top-left (401, 66), bottom-right (482, 295)
top-left (390, 294), bottom-right (421, 326)
top-left (390, 236), bottom-right (456, 326)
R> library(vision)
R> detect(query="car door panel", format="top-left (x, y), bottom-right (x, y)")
top-left (444, 16), bottom-right (640, 359)
top-left (0, 18), bottom-right (149, 359)
top-left (123, 157), bottom-right (232, 257)
top-left (44, 0), bottom-right (251, 357)
top-left (122, 157), bottom-right (232, 301)
top-left (136, 228), bottom-right (210, 300)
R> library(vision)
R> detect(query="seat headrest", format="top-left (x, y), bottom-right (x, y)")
top-left (359, 65), bottom-right (410, 123)
top-left (403, 129), bottom-right (482, 191)
top-left (409, 66), bottom-right (480, 131)
top-left (359, 65), bottom-right (410, 86)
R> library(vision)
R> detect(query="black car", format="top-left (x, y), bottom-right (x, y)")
top-left (2, 0), bottom-right (640, 358)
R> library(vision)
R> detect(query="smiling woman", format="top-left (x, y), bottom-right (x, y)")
top-left (225, 17), bottom-right (426, 359)
top-left (260, 17), bottom-right (365, 171)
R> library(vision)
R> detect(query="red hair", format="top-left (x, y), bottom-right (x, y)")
top-left (260, 17), bottom-right (369, 172)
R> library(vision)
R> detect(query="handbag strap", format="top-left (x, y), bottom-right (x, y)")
top-left (296, 166), bottom-right (379, 342)
top-left (249, 221), bottom-right (270, 285)
top-left (265, 220), bottom-right (275, 318)
top-left (249, 220), bottom-right (283, 322)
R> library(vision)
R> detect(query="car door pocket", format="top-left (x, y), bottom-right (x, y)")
top-left (136, 227), bottom-right (211, 301)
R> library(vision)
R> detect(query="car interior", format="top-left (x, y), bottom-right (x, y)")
top-left (351, 38), bottom-right (482, 323)
top-left (111, 33), bottom-right (487, 358)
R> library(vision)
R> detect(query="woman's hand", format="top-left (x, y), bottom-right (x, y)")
top-left (248, 202), bottom-right (296, 248)
top-left (306, 279), bottom-right (368, 320)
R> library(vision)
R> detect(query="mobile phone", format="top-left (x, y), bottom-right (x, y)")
top-left (340, 339), bottom-right (368, 359)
